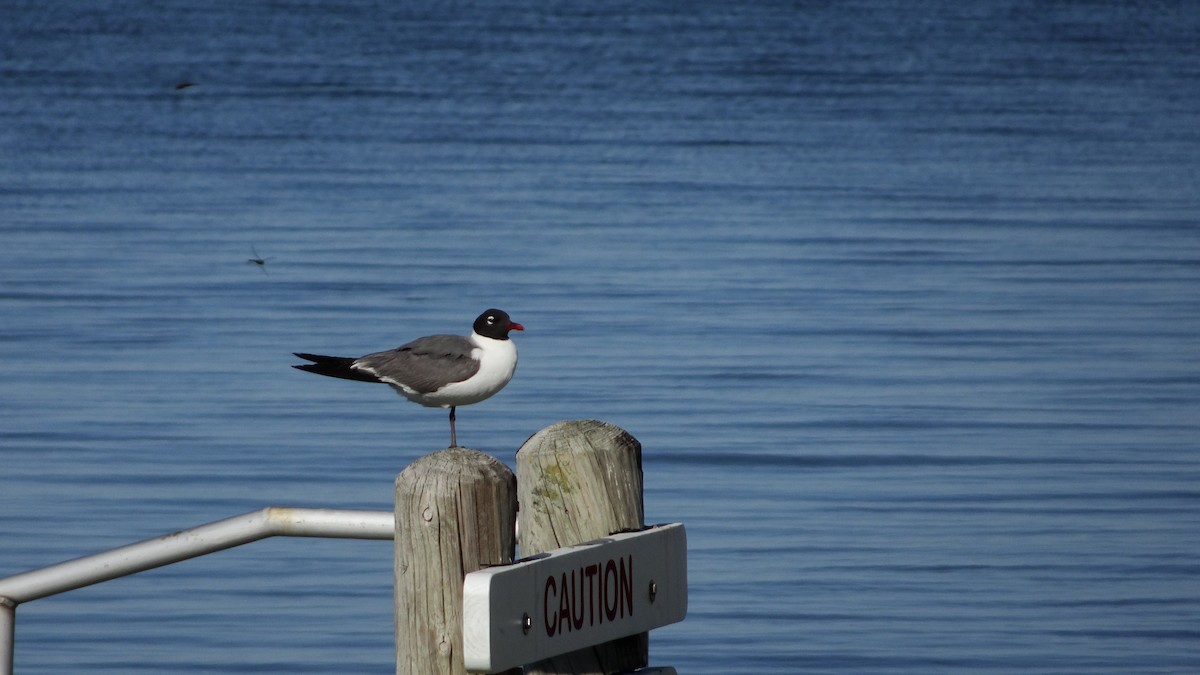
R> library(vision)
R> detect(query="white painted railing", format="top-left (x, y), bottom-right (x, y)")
top-left (0, 506), bottom-right (394, 675)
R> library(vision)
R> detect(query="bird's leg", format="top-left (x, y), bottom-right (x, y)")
top-left (448, 406), bottom-right (457, 447)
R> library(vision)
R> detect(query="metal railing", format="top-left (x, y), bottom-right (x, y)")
top-left (0, 506), bottom-right (394, 674)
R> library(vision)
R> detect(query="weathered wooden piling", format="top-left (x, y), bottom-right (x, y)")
top-left (516, 420), bottom-right (649, 675)
top-left (395, 447), bottom-right (517, 675)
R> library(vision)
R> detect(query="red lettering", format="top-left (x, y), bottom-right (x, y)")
top-left (543, 555), bottom-right (637, 638)
top-left (585, 564), bottom-right (599, 625)
top-left (544, 575), bottom-right (557, 637)
top-left (570, 569), bottom-right (584, 630)
top-left (619, 555), bottom-right (633, 618)
top-left (604, 559), bottom-right (618, 621)
top-left (558, 572), bottom-right (571, 634)
top-left (597, 560), bottom-right (605, 624)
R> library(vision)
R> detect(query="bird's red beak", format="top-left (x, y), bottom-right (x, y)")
top-left (510, 322), bottom-right (525, 331)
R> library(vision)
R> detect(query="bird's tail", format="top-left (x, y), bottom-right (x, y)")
top-left (292, 353), bottom-right (382, 383)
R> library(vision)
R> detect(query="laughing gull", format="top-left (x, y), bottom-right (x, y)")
top-left (293, 309), bottom-right (523, 447)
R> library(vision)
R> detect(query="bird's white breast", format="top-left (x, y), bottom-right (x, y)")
top-left (403, 334), bottom-right (517, 408)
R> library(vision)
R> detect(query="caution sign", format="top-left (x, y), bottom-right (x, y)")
top-left (462, 523), bottom-right (687, 673)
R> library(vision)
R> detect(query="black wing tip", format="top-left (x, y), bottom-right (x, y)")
top-left (292, 353), bottom-right (329, 373)
top-left (291, 353), bottom-right (383, 383)
top-left (291, 352), bottom-right (342, 374)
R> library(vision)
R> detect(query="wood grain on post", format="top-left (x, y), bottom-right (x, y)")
top-left (395, 447), bottom-right (517, 675)
top-left (516, 420), bottom-right (648, 674)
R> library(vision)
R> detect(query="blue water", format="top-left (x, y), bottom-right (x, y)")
top-left (3, 0), bottom-right (1199, 672)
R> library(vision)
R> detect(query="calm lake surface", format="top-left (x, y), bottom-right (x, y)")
top-left (2, 1), bottom-right (1199, 672)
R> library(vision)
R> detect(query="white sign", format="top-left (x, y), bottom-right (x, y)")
top-left (462, 523), bottom-right (687, 673)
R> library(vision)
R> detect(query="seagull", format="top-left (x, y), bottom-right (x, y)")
top-left (293, 309), bottom-right (523, 447)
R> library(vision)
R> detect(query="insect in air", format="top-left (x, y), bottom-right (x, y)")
top-left (247, 246), bottom-right (274, 274)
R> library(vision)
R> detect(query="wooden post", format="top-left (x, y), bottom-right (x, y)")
top-left (395, 448), bottom-right (517, 675)
top-left (516, 420), bottom-right (648, 674)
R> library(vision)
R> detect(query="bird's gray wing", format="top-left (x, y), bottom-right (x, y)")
top-left (353, 334), bottom-right (479, 393)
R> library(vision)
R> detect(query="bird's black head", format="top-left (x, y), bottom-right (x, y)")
top-left (474, 309), bottom-right (524, 340)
